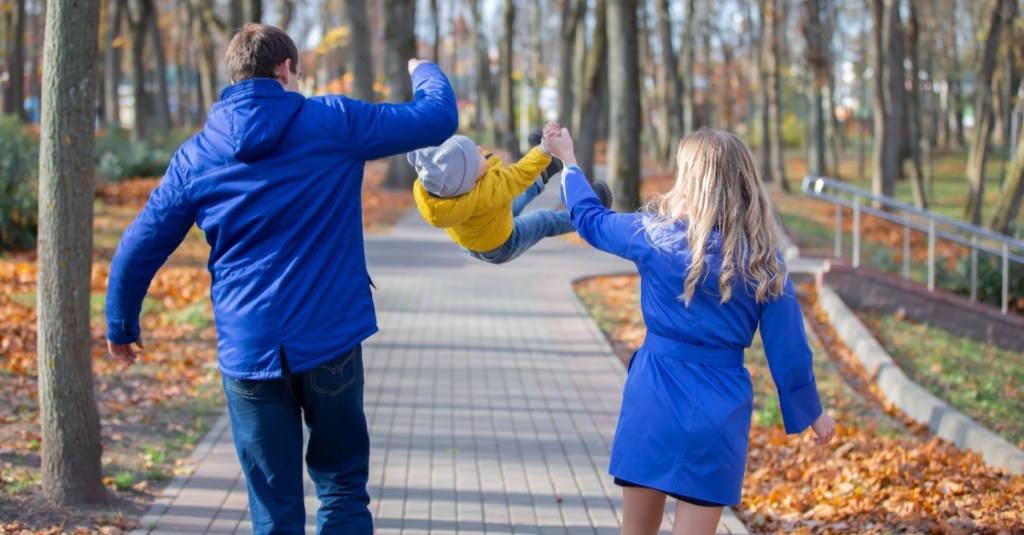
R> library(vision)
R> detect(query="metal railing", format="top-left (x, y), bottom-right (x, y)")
top-left (801, 176), bottom-right (1024, 315)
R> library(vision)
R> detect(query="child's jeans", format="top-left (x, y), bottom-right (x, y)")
top-left (467, 179), bottom-right (575, 264)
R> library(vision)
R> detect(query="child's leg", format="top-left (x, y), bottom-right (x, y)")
top-left (622, 486), bottom-right (667, 535)
top-left (671, 501), bottom-right (723, 535)
top-left (510, 178), bottom-right (545, 217)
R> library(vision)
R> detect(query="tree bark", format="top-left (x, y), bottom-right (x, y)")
top-left (905, 0), bottom-right (929, 208)
top-left (558, 0), bottom-right (584, 129)
top-left (37, 0), bottom-right (106, 506)
top-left (382, 0), bottom-right (417, 189)
top-left (870, 0), bottom-right (904, 201)
top-left (655, 0), bottom-right (683, 161)
top-left (606, 0), bottom-right (641, 211)
top-left (430, 0), bottom-right (441, 63)
top-left (577, 0), bottom-right (607, 182)
top-left (990, 82), bottom-right (1024, 233)
top-left (681, 0), bottom-right (696, 134)
top-left (346, 0), bottom-right (374, 102)
top-left (277, 0), bottom-right (295, 30)
top-left (802, 0), bottom-right (826, 178)
top-left (755, 0), bottom-right (771, 184)
top-left (965, 0), bottom-right (1007, 225)
top-left (192, 0), bottom-right (217, 123)
top-left (3, 0), bottom-right (27, 120)
top-left (130, 0), bottom-right (153, 140)
top-left (499, 0), bottom-right (517, 157)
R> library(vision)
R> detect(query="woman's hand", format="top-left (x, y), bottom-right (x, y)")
top-left (542, 123), bottom-right (577, 166)
top-left (810, 411), bottom-right (836, 445)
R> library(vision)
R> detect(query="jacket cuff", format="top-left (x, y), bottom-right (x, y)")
top-left (107, 318), bottom-right (140, 345)
top-left (780, 378), bottom-right (824, 434)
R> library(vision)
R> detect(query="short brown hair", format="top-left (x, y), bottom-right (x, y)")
top-left (226, 23), bottom-right (299, 83)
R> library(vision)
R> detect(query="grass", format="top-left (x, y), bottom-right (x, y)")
top-left (857, 310), bottom-right (1024, 447)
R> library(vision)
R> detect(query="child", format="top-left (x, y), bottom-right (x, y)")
top-left (544, 127), bottom-right (836, 534)
top-left (407, 123), bottom-right (612, 264)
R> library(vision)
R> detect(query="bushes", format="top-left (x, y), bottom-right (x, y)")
top-left (94, 127), bottom-right (193, 183)
top-left (0, 117), bottom-right (39, 252)
top-left (936, 253), bottom-right (1024, 313)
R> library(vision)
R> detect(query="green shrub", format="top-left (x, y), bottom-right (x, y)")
top-left (95, 127), bottom-right (192, 183)
top-left (0, 116), bottom-right (39, 252)
top-left (937, 253), bottom-right (1024, 312)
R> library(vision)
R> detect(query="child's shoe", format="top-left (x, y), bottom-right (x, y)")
top-left (591, 180), bottom-right (613, 209)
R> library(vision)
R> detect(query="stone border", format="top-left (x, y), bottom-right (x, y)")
top-left (816, 283), bottom-right (1024, 476)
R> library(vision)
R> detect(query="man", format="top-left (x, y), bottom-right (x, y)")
top-left (105, 23), bottom-right (457, 534)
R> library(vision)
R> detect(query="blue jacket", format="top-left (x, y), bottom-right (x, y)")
top-left (106, 63), bottom-right (458, 379)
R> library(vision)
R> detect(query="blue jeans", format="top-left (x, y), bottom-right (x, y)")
top-left (223, 346), bottom-right (371, 535)
top-left (468, 179), bottom-right (575, 264)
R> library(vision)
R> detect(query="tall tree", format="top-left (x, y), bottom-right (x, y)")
top-left (192, 0), bottom-right (219, 122)
top-left (129, 0), bottom-right (153, 140)
top-left (382, 0), bottom-right (417, 189)
top-left (802, 0), bottom-right (827, 178)
top-left (870, 0), bottom-right (905, 201)
top-left (103, 0), bottom-right (127, 129)
top-left (498, 0), bottom-right (517, 156)
top-left (964, 0), bottom-right (1008, 225)
top-left (577, 0), bottom-right (607, 181)
top-left (470, 0), bottom-right (496, 143)
top-left (990, 82), bottom-right (1024, 233)
top-left (655, 0), bottom-right (683, 161)
top-left (430, 0), bottom-right (441, 64)
top-left (346, 0), bottom-right (374, 102)
top-left (37, 0), bottom-right (106, 505)
top-left (558, 0), bottom-right (584, 129)
top-left (606, 0), bottom-right (641, 210)
top-left (3, 0), bottom-right (26, 119)
top-left (681, 0), bottom-right (697, 134)
top-left (906, 0), bottom-right (931, 208)
top-left (148, 3), bottom-right (172, 132)
top-left (763, 0), bottom-right (788, 190)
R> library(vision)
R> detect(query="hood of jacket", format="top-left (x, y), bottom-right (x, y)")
top-left (205, 78), bottom-right (305, 162)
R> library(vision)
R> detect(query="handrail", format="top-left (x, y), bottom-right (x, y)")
top-left (800, 176), bottom-right (1022, 315)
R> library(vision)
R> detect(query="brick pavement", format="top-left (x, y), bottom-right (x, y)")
top-left (131, 181), bottom-right (748, 535)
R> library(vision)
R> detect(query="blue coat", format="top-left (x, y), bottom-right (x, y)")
top-left (561, 165), bottom-right (822, 505)
top-left (106, 63), bottom-right (458, 380)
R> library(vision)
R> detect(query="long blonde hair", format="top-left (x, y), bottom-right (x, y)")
top-left (644, 130), bottom-right (786, 306)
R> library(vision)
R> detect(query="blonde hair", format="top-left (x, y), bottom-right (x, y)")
top-left (644, 130), bottom-right (786, 306)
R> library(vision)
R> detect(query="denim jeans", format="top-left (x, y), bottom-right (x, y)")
top-left (468, 179), bottom-right (575, 264)
top-left (222, 345), bottom-right (371, 535)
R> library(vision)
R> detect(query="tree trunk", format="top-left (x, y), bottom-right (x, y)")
top-left (764, 0), bottom-right (788, 190)
top-left (470, 0), bottom-right (496, 144)
top-left (192, 0), bottom-right (217, 123)
top-left (37, 0), bottom-right (106, 506)
top-left (103, 0), bottom-right (126, 129)
top-left (577, 0), bottom-right (607, 182)
top-left (4, 0), bottom-right (26, 119)
top-left (700, 0), bottom-right (713, 128)
top-left (382, 0), bottom-right (417, 189)
top-left (346, 0), bottom-right (374, 102)
top-left (655, 0), bottom-right (682, 161)
top-left (756, 0), bottom-right (771, 184)
top-left (905, 0), bottom-right (929, 209)
top-left (870, 0), bottom-right (903, 201)
top-left (247, 0), bottom-right (262, 24)
top-left (558, 0), bottom-right (583, 129)
top-left (175, 0), bottom-right (192, 128)
top-left (430, 0), bottom-right (441, 63)
top-left (130, 0), bottom-right (153, 140)
top-left (606, 0), bottom-right (641, 211)
top-left (570, 5), bottom-right (587, 133)
top-left (149, 5), bottom-right (172, 132)
top-left (681, 0), bottom-right (696, 134)
top-left (277, 0), bottom-right (295, 30)
top-left (499, 0), bottom-right (517, 156)
top-left (965, 0), bottom-right (1007, 225)
top-left (802, 0), bottom-right (826, 178)
top-left (990, 83), bottom-right (1024, 233)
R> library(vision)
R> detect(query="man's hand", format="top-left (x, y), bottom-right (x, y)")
top-left (407, 58), bottom-right (429, 75)
top-left (107, 338), bottom-right (144, 366)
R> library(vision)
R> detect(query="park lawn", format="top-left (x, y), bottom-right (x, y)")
top-left (573, 274), bottom-right (1024, 533)
top-left (0, 160), bottom-right (410, 533)
top-left (857, 310), bottom-right (1024, 448)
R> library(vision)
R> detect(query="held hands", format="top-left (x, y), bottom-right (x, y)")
top-left (107, 338), bottom-right (144, 366)
top-left (810, 411), bottom-right (837, 445)
top-left (407, 58), bottom-right (429, 75)
top-left (541, 122), bottom-right (577, 166)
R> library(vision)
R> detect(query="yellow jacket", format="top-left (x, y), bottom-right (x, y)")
top-left (414, 147), bottom-right (552, 252)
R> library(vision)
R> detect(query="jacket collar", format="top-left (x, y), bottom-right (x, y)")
top-left (219, 78), bottom-right (287, 101)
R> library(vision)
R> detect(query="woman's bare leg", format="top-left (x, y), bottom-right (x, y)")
top-left (621, 486), bottom-right (667, 535)
top-left (671, 501), bottom-right (723, 535)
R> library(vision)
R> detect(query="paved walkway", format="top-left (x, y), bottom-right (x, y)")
top-left (132, 182), bottom-right (748, 534)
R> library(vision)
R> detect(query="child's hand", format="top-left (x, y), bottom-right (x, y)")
top-left (543, 125), bottom-right (577, 166)
top-left (810, 411), bottom-right (836, 445)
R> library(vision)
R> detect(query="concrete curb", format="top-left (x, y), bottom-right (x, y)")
top-left (816, 284), bottom-right (1024, 476)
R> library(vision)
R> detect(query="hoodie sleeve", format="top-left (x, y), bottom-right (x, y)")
top-left (759, 276), bottom-right (824, 434)
top-left (343, 62), bottom-right (458, 161)
top-left (105, 161), bottom-right (196, 344)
